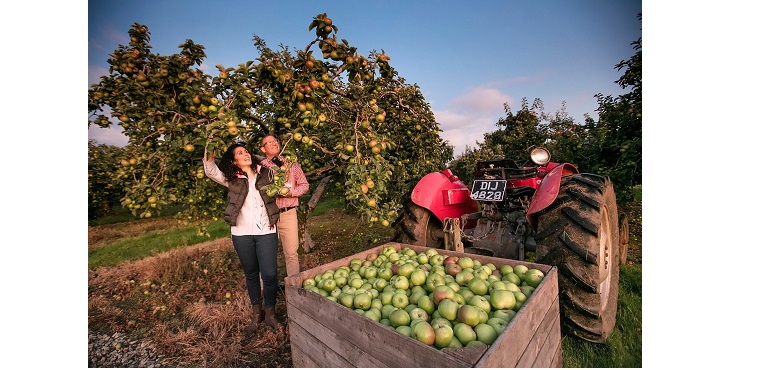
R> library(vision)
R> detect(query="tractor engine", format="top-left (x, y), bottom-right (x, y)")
top-left (462, 159), bottom-right (539, 260)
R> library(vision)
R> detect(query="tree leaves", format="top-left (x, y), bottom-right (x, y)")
top-left (88, 14), bottom-right (452, 229)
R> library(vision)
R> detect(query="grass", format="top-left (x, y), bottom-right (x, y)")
top-left (88, 194), bottom-right (642, 367)
top-left (306, 192), bottom-right (345, 216)
top-left (561, 264), bottom-right (642, 367)
top-left (88, 219), bottom-right (231, 269)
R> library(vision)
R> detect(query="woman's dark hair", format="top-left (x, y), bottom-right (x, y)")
top-left (219, 143), bottom-right (257, 182)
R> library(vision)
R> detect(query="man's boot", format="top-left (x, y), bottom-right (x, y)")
top-left (263, 306), bottom-right (282, 331)
top-left (243, 303), bottom-right (264, 335)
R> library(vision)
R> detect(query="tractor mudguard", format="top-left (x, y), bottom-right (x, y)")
top-left (411, 169), bottom-right (478, 221)
top-left (526, 163), bottom-right (579, 218)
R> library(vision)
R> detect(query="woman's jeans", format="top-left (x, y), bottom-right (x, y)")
top-left (231, 233), bottom-right (279, 308)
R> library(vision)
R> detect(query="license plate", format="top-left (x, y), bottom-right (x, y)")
top-left (470, 179), bottom-right (506, 201)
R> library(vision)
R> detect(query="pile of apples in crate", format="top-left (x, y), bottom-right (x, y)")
top-left (302, 245), bottom-right (545, 350)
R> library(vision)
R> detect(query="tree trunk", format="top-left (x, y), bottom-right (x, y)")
top-left (300, 175), bottom-right (332, 253)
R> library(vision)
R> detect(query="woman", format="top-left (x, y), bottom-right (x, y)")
top-left (203, 143), bottom-right (282, 334)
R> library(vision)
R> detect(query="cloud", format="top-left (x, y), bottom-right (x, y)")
top-left (104, 25), bottom-right (128, 45)
top-left (88, 124), bottom-right (129, 147)
top-left (88, 65), bottom-right (110, 87)
top-left (200, 62), bottom-right (213, 75)
top-left (88, 105), bottom-right (128, 147)
top-left (451, 87), bottom-right (511, 113)
top-left (89, 21), bottom-right (127, 57)
top-left (435, 87), bottom-right (514, 158)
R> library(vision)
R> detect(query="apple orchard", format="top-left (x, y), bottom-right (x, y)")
top-left (88, 13), bottom-right (454, 233)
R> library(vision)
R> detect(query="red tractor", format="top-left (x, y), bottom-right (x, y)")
top-left (391, 147), bottom-right (629, 343)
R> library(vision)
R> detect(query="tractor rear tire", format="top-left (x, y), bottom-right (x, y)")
top-left (391, 194), bottom-right (444, 248)
top-left (533, 173), bottom-right (620, 343)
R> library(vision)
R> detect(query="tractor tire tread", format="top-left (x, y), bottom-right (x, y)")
top-left (533, 174), bottom-right (620, 343)
top-left (391, 196), bottom-right (443, 248)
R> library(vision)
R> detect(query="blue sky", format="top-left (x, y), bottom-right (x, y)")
top-left (88, 0), bottom-right (642, 158)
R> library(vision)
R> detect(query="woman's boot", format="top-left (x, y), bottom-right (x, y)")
top-left (243, 303), bottom-right (264, 335)
top-left (263, 306), bottom-right (282, 330)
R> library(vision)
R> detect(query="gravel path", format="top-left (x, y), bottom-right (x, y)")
top-left (88, 331), bottom-right (167, 368)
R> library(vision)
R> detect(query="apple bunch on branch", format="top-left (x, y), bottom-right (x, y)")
top-left (260, 158), bottom-right (292, 198)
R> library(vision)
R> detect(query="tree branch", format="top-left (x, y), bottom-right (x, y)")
top-left (300, 175), bottom-right (332, 253)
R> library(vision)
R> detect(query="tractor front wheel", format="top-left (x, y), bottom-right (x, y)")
top-left (533, 173), bottom-right (620, 343)
top-left (391, 194), bottom-right (444, 248)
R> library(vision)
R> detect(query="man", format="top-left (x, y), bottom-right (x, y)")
top-left (259, 135), bottom-right (310, 280)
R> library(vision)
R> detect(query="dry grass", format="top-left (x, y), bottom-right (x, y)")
top-left (153, 301), bottom-right (291, 367)
top-left (88, 237), bottom-right (290, 367)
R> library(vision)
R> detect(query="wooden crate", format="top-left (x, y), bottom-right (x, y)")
top-left (284, 242), bottom-right (562, 368)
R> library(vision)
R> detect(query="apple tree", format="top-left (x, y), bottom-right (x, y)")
top-left (589, 34), bottom-right (642, 200)
top-left (485, 98), bottom-right (551, 158)
top-left (88, 140), bottom-right (128, 220)
top-left (88, 14), bottom-right (452, 237)
top-left (448, 144), bottom-right (504, 187)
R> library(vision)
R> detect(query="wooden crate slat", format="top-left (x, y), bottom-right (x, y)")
top-left (285, 293), bottom-right (388, 367)
top-left (474, 266), bottom-right (559, 367)
top-left (514, 294), bottom-right (561, 367)
top-left (442, 345), bottom-right (488, 364)
top-left (528, 303), bottom-right (562, 368)
top-left (285, 287), bottom-right (374, 366)
top-left (549, 340), bottom-right (563, 367)
top-left (286, 285), bottom-right (471, 367)
top-left (287, 317), bottom-right (356, 367)
top-left (289, 338), bottom-right (333, 368)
